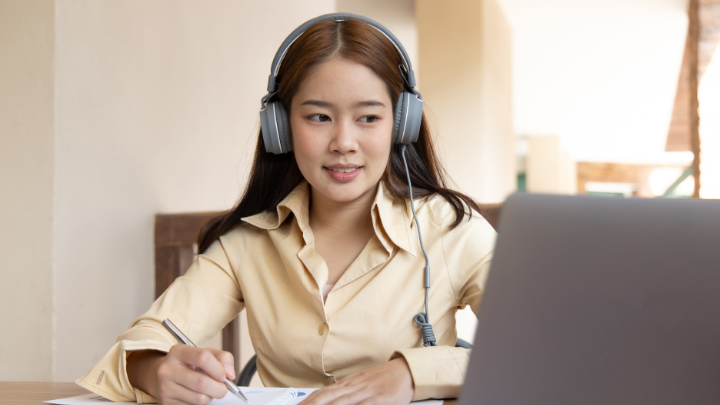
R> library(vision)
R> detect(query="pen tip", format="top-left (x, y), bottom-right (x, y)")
top-left (233, 390), bottom-right (249, 403)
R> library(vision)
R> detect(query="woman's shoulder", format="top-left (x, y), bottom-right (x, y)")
top-left (201, 219), bottom-right (271, 259)
top-left (217, 219), bottom-right (271, 246)
top-left (198, 218), bottom-right (281, 274)
top-left (420, 192), bottom-right (496, 262)
top-left (421, 194), bottom-right (497, 294)
top-left (418, 192), bottom-right (497, 238)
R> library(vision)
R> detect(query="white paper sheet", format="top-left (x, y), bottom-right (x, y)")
top-left (46, 387), bottom-right (444, 405)
top-left (45, 394), bottom-right (127, 404)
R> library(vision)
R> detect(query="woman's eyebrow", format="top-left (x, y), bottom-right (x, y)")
top-left (300, 99), bottom-right (386, 108)
top-left (355, 100), bottom-right (385, 108)
top-left (301, 100), bottom-right (332, 107)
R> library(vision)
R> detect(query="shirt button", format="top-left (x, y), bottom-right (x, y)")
top-left (318, 323), bottom-right (329, 335)
top-left (324, 376), bottom-right (335, 386)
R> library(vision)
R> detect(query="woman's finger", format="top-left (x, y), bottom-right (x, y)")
top-left (303, 384), bottom-right (357, 405)
top-left (169, 344), bottom-right (228, 382)
top-left (161, 352), bottom-right (228, 400)
top-left (356, 397), bottom-right (383, 405)
top-left (205, 347), bottom-right (236, 380)
top-left (326, 388), bottom-right (372, 405)
top-left (163, 379), bottom-right (214, 405)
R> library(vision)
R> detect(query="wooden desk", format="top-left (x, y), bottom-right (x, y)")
top-left (0, 382), bottom-right (89, 405)
top-left (0, 382), bottom-right (456, 404)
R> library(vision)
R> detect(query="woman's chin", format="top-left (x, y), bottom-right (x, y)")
top-left (312, 181), bottom-right (379, 205)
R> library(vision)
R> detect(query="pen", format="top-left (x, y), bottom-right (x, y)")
top-left (162, 319), bottom-right (249, 404)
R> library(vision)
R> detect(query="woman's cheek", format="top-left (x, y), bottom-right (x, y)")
top-left (370, 128), bottom-right (393, 169)
top-left (292, 127), bottom-right (314, 157)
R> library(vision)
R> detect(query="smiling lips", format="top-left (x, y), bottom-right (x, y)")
top-left (324, 165), bottom-right (362, 182)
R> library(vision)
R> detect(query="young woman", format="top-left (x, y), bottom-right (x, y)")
top-left (77, 14), bottom-right (496, 405)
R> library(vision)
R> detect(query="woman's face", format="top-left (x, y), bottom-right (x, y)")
top-left (290, 57), bottom-right (394, 205)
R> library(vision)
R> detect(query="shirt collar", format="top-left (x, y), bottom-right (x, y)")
top-left (240, 181), bottom-right (311, 232)
top-left (241, 180), bottom-right (416, 256)
top-left (371, 181), bottom-right (417, 256)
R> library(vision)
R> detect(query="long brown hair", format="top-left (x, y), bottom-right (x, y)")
top-left (197, 19), bottom-right (482, 254)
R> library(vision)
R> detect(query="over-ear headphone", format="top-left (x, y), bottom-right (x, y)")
top-left (259, 13), bottom-right (424, 154)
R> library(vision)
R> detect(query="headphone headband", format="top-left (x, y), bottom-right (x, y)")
top-left (265, 13), bottom-right (417, 94)
top-left (259, 13), bottom-right (424, 154)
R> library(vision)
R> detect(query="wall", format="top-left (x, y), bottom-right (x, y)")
top-left (52, 0), bottom-right (333, 382)
top-left (698, 0), bottom-right (720, 198)
top-left (699, 44), bottom-right (720, 198)
top-left (0, 0), bottom-right (55, 381)
top-left (336, 0), bottom-right (418, 81)
top-left (416, 0), bottom-right (515, 203)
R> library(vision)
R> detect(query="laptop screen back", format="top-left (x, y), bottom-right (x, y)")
top-left (460, 194), bottom-right (720, 405)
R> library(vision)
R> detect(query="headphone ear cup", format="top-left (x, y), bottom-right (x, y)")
top-left (260, 103), bottom-right (279, 154)
top-left (260, 101), bottom-right (291, 154)
top-left (275, 102), bottom-right (292, 152)
top-left (394, 91), bottom-right (423, 145)
top-left (393, 91), bottom-right (407, 144)
top-left (403, 92), bottom-right (423, 144)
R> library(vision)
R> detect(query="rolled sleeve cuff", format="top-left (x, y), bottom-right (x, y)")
top-left (75, 339), bottom-right (171, 403)
top-left (391, 346), bottom-right (469, 401)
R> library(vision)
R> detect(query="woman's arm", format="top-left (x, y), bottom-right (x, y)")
top-left (127, 346), bottom-right (235, 404)
top-left (76, 239), bottom-right (244, 403)
top-left (126, 350), bottom-right (165, 397)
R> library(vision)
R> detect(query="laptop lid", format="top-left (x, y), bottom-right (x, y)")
top-left (460, 193), bottom-right (720, 405)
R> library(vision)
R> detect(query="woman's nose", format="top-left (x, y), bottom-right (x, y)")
top-left (329, 119), bottom-right (358, 154)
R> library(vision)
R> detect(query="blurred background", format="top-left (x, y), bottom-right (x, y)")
top-left (1, 0), bottom-right (717, 385)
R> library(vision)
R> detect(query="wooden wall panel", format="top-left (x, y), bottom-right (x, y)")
top-left (665, 25), bottom-right (694, 152)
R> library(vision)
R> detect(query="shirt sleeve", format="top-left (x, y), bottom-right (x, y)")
top-left (392, 210), bottom-right (496, 401)
top-left (75, 239), bottom-right (244, 402)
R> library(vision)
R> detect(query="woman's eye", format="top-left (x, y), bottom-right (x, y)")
top-left (359, 115), bottom-right (380, 123)
top-left (308, 114), bottom-right (331, 122)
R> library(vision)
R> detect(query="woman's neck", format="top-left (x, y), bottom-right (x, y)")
top-left (308, 184), bottom-right (377, 237)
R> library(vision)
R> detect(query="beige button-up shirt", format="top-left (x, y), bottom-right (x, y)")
top-left (76, 181), bottom-right (496, 402)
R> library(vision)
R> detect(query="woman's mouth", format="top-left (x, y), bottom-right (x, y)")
top-left (324, 166), bottom-right (362, 182)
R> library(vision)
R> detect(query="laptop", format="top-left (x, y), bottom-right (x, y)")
top-left (460, 193), bottom-right (720, 405)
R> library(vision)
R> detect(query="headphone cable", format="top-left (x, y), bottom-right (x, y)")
top-left (400, 144), bottom-right (437, 347)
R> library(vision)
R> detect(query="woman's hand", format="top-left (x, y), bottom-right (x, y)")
top-left (127, 345), bottom-right (235, 405)
top-left (302, 357), bottom-right (415, 405)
